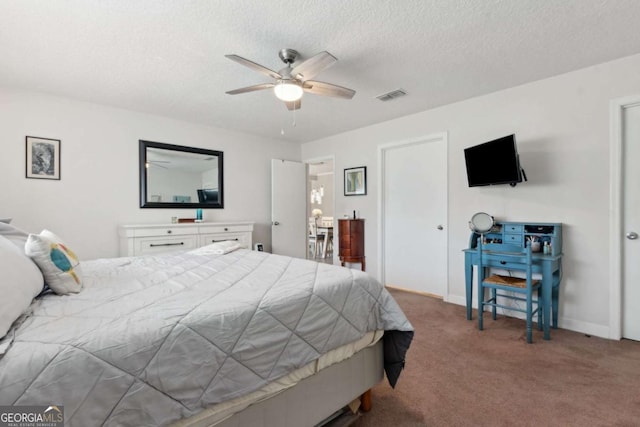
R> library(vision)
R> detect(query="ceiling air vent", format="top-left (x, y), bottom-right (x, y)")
top-left (376, 89), bottom-right (407, 102)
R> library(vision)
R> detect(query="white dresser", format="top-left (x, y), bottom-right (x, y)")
top-left (118, 221), bottom-right (254, 257)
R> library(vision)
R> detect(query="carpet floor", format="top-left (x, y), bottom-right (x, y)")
top-left (353, 289), bottom-right (640, 427)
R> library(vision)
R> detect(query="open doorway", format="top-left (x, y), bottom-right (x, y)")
top-left (307, 159), bottom-right (335, 264)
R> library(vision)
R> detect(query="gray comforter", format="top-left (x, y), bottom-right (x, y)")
top-left (0, 248), bottom-right (413, 426)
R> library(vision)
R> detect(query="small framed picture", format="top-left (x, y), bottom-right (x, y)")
top-left (26, 136), bottom-right (60, 180)
top-left (344, 166), bottom-right (367, 196)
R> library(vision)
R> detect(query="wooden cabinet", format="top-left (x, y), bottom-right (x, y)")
top-left (118, 222), bottom-right (253, 256)
top-left (338, 219), bottom-right (365, 271)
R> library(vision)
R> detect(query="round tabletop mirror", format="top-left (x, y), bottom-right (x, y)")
top-left (469, 212), bottom-right (494, 234)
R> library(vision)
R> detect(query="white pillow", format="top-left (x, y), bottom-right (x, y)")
top-left (25, 230), bottom-right (83, 295)
top-left (0, 222), bottom-right (29, 250)
top-left (0, 235), bottom-right (44, 338)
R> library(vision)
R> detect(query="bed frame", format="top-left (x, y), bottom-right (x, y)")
top-left (174, 340), bottom-right (384, 427)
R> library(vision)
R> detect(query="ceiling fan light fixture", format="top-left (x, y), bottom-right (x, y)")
top-left (274, 80), bottom-right (303, 102)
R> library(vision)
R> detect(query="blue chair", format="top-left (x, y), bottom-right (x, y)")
top-left (477, 240), bottom-right (542, 343)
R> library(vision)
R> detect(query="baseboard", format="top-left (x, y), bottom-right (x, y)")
top-left (386, 285), bottom-right (443, 300)
top-left (559, 317), bottom-right (610, 339)
top-left (445, 294), bottom-right (610, 339)
top-left (446, 294), bottom-right (466, 306)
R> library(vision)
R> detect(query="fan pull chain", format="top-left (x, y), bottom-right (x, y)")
top-left (292, 103), bottom-right (297, 127)
top-left (280, 102), bottom-right (299, 136)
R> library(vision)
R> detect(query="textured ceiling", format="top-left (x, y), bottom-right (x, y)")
top-left (2, 0), bottom-right (640, 143)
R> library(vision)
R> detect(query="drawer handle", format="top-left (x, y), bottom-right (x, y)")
top-left (500, 261), bottom-right (506, 265)
top-left (211, 238), bottom-right (239, 243)
top-left (150, 242), bottom-right (184, 247)
top-left (224, 227), bottom-right (229, 231)
top-left (167, 230), bottom-right (172, 234)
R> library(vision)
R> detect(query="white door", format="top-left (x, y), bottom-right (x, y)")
top-left (622, 103), bottom-right (640, 340)
top-left (272, 159), bottom-right (306, 258)
top-left (380, 134), bottom-right (447, 296)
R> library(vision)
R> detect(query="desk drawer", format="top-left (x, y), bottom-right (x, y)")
top-left (503, 234), bottom-right (523, 245)
top-left (503, 224), bottom-right (524, 233)
top-left (484, 259), bottom-right (528, 271)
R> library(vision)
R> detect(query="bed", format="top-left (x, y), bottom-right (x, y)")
top-left (0, 227), bottom-right (413, 427)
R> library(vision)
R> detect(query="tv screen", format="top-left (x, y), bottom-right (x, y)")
top-left (464, 134), bottom-right (523, 187)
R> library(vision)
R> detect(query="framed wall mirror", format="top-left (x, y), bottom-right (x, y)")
top-left (139, 140), bottom-right (224, 209)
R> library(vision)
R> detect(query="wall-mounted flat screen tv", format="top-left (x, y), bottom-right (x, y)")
top-left (464, 134), bottom-right (525, 187)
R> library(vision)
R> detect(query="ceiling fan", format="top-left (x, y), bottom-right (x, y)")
top-left (225, 49), bottom-right (356, 110)
top-left (146, 160), bottom-right (169, 169)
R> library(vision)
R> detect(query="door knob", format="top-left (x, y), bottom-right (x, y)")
top-left (437, 225), bottom-right (444, 230)
top-left (273, 221), bottom-right (280, 226)
top-left (627, 231), bottom-right (638, 240)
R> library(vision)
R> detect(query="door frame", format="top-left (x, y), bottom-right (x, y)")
top-left (609, 94), bottom-right (640, 340)
top-left (377, 132), bottom-right (448, 297)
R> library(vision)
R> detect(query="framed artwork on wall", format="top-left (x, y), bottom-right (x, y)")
top-left (344, 166), bottom-right (367, 196)
top-left (26, 136), bottom-right (61, 180)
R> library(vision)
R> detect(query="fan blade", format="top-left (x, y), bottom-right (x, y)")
top-left (226, 83), bottom-right (275, 95)
top-left (147, 162), bottom-right (168, 169)
top-left (303, 80), bottom-right (355, 99)
top-left (285, 99), bottom-right (301, 111)
top-left (290, 51), bottom-right (337, 81)
top-left (225, 54), bottom-right (282, 80)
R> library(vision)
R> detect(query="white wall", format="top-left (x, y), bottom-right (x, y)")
top-left (148, 167), bottom-right (201, 203)
top-left (201, 168), bottom-right (219, 190)
top-left (0, 87), bottom-right (300, 259)
top-left (302, 53), bottom-right (640, 338)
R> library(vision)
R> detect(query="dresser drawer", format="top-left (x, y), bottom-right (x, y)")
top-left (199, 224), bottom-right (252, 234)
top-left (135, 236), bottom-right (198, 255)
top-left (199, 232), bottom-right (250, 247)
top-left (119, 222), bottom-right (254, 257)
top-left (503, 234), bottom-right (523, 245)
top-left (339, 234), bottom-right (351, 249)
top-left (340, 247), bottom-right (353, 257)
top-left (131, 226), bottom-right (198, 237)
top-left (503, 224), bottom-right (524, 234)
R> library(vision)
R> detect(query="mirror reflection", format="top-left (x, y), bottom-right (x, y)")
top-left (139, 140), bottom-right (224, 208)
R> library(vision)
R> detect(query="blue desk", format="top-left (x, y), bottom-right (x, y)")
top-left (463, 222), bottom-right (563, 340)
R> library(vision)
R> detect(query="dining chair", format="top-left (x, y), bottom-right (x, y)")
top-left (477, 240), bottom-right (542, 343)
top-left (317, 217), bottom-right (334, 257)
top-left (308, 218), bottom-right (325, 258)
